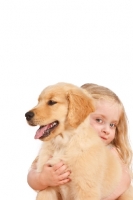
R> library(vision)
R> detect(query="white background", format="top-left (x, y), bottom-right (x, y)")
top-left (0, 1), bottom-right (133, 199)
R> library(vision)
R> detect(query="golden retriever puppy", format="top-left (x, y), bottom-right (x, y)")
top-left (25, 82), bottom-right (130, 200)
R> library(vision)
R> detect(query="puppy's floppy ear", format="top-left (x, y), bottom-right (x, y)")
top-left (67, 89), bottom-right (95, 128)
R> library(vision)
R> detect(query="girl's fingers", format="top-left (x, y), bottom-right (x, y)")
top-left (56, 165), bottom-right (68, 175)
top-left (58, 178), bottom-right (71, 185)
top-left (53, 161), bottom-right (69, 175)
top-left (53, 161), bottom-right (64, 171)
top-left (58, 171), bottom-right (71, 181)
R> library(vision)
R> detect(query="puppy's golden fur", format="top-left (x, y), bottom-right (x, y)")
top-left (25, 82), bottom-right (132, 200)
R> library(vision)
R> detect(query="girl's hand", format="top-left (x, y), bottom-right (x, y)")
top-left (39, 161), bottom-right (71, 187)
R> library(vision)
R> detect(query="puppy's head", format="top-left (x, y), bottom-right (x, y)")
top-left (25, 82), bottom-right (94, 141)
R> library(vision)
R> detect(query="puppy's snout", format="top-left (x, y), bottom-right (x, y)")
top-left (25, 111), bottom-right (34, 121)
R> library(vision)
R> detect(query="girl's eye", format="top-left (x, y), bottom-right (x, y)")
top-left (96, 118), bottom-right (102, 123)
top-left (110, 123), bottom-right (116, 128)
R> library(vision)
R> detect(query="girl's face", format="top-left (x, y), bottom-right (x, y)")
top-left (90, 99), bottom-right (121, 145)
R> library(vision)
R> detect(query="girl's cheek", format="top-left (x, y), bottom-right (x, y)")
top-left (97, 130), bottom-right (101, 136)
top-left (93, 124), bottom-right (100, 134)
top-left (91, 122), bottom-right (97, 129)
top-left (89, 118), bottom-right (94, 126)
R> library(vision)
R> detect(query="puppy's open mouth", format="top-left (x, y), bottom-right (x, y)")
top-left (34, 121), bottom-right (59, 139)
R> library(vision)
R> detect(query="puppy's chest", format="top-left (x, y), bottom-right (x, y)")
top-left (37, 134), bottom-right (71, 171)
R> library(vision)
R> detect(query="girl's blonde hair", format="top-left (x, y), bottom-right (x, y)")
top-left (81, 83), bottom-right (132, 169)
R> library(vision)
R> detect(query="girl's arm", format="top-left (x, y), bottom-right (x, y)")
top-left (104, 147), bottom-right (131, 200)
top-left (27, 157), bottom-right (71, 191)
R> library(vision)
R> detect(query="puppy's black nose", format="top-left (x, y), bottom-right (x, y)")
top-left (25, 111), bottom-right (34, 121)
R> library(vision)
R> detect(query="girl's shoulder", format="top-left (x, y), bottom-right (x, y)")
top-left (107, 144), bottom-right (120, 158)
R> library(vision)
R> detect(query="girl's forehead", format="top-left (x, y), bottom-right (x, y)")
top-left (94, 98), bottom-right (119, 108)
top-left (94, 99), bottom-right (121, 121)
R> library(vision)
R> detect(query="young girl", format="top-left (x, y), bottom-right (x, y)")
top-left (27, 83), bottom-right (133, 199)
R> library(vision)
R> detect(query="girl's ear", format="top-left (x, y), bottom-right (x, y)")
top-left (67, 89), bottom-right (94, 128)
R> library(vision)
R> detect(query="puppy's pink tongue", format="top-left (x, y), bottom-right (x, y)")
top-left (34, 125), bottom-right (49, 139)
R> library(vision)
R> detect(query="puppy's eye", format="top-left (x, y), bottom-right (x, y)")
top-left (47, 100), bottom-right (57, 105)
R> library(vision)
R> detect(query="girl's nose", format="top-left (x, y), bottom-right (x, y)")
top-left (102, 125), bottom-right (110, 135)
